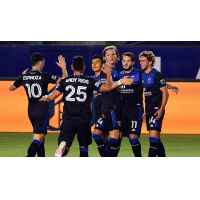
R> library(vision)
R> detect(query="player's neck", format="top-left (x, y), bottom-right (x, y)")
top-left (145, 66), bottom-right (153, 74)
top-left (111, 63), bottom-right (116, 69)
top-left (32, 66), bottom-right (42, 72)
top-left (95, 71), bottom-right (101, 77)
top-left (74, 71), bottom-right (83, 76)
top-left (124, 67), bottom-right (134, 74)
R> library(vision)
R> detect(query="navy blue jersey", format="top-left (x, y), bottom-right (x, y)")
top-left (13, 70), bottom-right (59, 118)
top-left (56, 75), bottom-right (103, 123)
top-left (142, 68), bottom-right (166, 109)
top-left (100, 68), bottom-right (122, 113)
top-left (119, 68), bottom-right (144, 113)
top-left (93, 75), bottom-right (103, 119)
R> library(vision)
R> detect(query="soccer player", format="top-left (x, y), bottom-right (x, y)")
top-left (40, 55), bottom-right (112, 157)
top-left (119, 52), bottom-right (145, 157)
top-left (100, 46), bottom-right (133, 157)
top-left (139, 51), bottom-right (169, 157)
top-left (9, 52), bottom-right (67, 157)
top-left (92, 55), bottom-right (109, 157)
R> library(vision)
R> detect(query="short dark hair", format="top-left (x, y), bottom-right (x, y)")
top-left (30, 52), bottom-right (44, 66)
top-left (92, 55), bottom-right (103, 63)
top-left (122, 52), bottom-right (135, 62)
top-left (72, 56), bottom-right (85, 71)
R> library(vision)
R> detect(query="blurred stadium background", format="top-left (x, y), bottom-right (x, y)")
top-left (0, 41), bottom-right (200, 157)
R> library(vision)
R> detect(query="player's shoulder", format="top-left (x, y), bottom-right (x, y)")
top-left (151, 68), bottom-right (162, 75)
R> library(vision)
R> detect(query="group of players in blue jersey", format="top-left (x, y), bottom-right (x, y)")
top-left (9, 46), bottom-right (179, 157)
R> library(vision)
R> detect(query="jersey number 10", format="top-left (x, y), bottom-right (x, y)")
top-left (25, 83), bottom-right (42, 98)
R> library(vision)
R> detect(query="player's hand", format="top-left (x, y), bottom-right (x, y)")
top-left (56, 55), bottom-right (66, 69)
top-left (154, 108), bottom-right (164, 120)
top-left (22, 68), bottom-right (29, 74)
top-left (101, 63), bottom-right (111, 74)
top-left (171, 85), bottom-right (179, 95)
top-left (120, 76), bottom-right (133, 85)
top-left (141, 111), bottom-right (146, 123)
top-left (39, 95), bottom-right (48, 102)
top-left (102, 114), bottom-right (106, 118)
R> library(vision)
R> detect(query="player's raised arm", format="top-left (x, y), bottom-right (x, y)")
top-left (55, 55), bottom-right (68, 85)
top-left (155, 86), bottom-right (169, 120)
top-left (166, 83), bottom-right (179, 95)
top-left (9, 83), bottom-right (17, 91)
top-left (99, 64), bottom-right (112, 92)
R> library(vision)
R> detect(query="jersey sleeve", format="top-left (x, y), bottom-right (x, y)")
top-left (13, 76), bottom-right (23, 88)
top-left (55, 79), bottom-right (65, 93)
top-left (90, 77), bottom-right (103, 92)
top-left (45, 73), bottom-right (59, 84)
top-left (154, 72), bottom-right (166, 88)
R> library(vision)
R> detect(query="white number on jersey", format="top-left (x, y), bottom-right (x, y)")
top-left (25, 83), bottom-right (42, 98)
top-left (131, 121), bottom-right (137, 131)
top-left (65, 85), bottom-right (87, 102)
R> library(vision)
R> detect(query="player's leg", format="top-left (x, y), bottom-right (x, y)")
top-left (77, 122), bottom-right (92, 157)
top-left (101, 134), bottom-right (109, 150)
top-left (36, 134), bottom-right (45, 157)
top-left (105, 110), bottom-right (121, 157)
top-left (148, 130), bottom-right (159, 157)
top-left (157, 136), bottom-right (166, 157)
top-left (92, 117), bottom-right (107, 157)
top-left (36, 114), bottom-right (50, 157)
top-left (55, 119), bottom-right (75, 157)
top-left (116, 131), bottom-right (122, 156)
top-left (27, 116), bottom-right (48, 157)
top-left (129, 107), bottom-right (143, 157)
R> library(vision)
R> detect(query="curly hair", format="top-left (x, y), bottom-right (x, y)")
top-left (139, 51), bottom-right (156, 67)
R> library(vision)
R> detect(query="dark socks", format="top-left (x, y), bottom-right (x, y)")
top-left (158, 139), bottom-right (166, 157)
top-left (80, 147), bottom-right (89, 157)
top-left (148, 137), bottom-right (158, 157)
top-left (129, 138), bottom-right (142, 157)
top-left (116, 138), bottom-right (122, 156)
top-left (27, 139), bottom-right (40, 157)
top-left (107, 138), bottom-right (119, 157)
top-left (103, 139), bottom-right (108, 150)
top-left (37, 141), bottom-right (45, 157)
top-left (92, 134), bottom-right (106, 157)
top-left (62, 149), bottom-right (69, 157)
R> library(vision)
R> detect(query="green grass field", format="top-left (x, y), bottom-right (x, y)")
top-left (0, 132), bottom-right (200, 157)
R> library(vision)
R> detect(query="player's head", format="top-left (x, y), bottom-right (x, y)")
top-left (103, 46), bottom-right (120, 65)
top-left (121, 52), bottom-right (135, 71)
top-left (92, 55), bottom-right (103, 72)
top-left (30, 52), bottom-right (45, 71)
top-left (72, 56), bottom-right (85, 73)
top-left (139, 51), bottom-right (156, 70)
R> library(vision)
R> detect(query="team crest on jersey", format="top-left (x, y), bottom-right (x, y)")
top-left (131, 76), bottom-right (135, 81)
top-left (148, 77), bottom-right (151, 84)
top-left (160, 79), bottom-right (165, 84)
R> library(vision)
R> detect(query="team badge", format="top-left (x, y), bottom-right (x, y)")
top-left (148, 77), bottom-right (151, 84)
top-left (131, 76), bottom-right (135, 81)
top-left (160, 79), bottom-right (165, 84)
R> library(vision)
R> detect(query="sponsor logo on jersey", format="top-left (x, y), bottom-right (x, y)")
top-left (95, 81), bottom-right (101, 87)
top-left (117, 121), bottom-right (121, 127)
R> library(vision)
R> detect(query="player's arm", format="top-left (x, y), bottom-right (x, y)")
top-left (9, 83), bottom-right (17, 91)
top-left (99, 65), bottom-right (112, 92)
top-left (112, 76), bottom-right (133, 90)
top-left (55, 55), bottom-right (68, 85)
top-left (166, 83), bottom-right (179, 95)
top-left (155, 86), bottom-right (169, 120)
top-left (40, 90), bottom-right (62, 102)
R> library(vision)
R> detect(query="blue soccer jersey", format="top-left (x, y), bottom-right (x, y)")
top-left (119, 68), bottom-right (144, 113)
top-left (141, 68), bottom-right (166, 109)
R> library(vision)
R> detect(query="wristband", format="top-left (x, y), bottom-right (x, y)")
top-left (117, 80), bottom-right (122, 86)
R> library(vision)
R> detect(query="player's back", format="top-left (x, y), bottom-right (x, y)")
top-left (57, 74), bottom-right (101, 123)
top-left (13, 70), bottom-right (59, 118)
